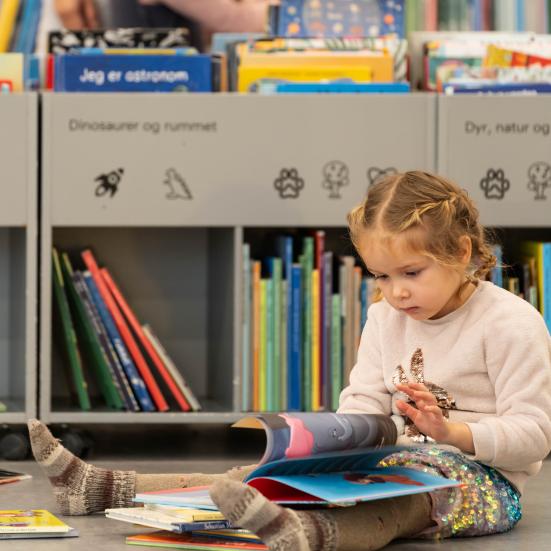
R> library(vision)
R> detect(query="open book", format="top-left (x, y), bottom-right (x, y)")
top-left (134, 413), bottom-right (462, 509)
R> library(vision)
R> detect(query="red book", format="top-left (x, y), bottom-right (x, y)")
top-left (46, 54), bottom-right (55, 90)
top-left (101, 267), bottom-right (191, 412)
top-left (81, 249), bottom-right (169, 412)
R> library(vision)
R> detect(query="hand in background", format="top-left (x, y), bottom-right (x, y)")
top-left (395, 382), bottom-right (450, 442)
top-left (55, 0), bottom-right (100, 29)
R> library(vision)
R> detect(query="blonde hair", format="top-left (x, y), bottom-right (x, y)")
top-left (348, 171), bottom-right (497, 298)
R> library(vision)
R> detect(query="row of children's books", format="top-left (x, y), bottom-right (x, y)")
top-left (242, 237), bottom-right (550, 413)
top-left (52, 247), bottom-right (201, 412)
top-left (241, 232), bottom-right (374, 414)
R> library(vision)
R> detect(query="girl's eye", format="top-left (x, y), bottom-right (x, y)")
top-left (373, 274), bottom-right (388, 280)
top-left (405, 271), bottom-right (420, 277)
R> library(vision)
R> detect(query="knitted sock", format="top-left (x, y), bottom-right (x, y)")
top-left (210, 479), bottom-right (433, 551)
top-left (28, 419), bottom-right (258, 516)
top-left (27, 419), bottom-right (136, 516)
top-left (210, 479), bottom-right (338, 551)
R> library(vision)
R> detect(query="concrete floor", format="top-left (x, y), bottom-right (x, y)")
top-left (1, 455), bottom-right (550, 551)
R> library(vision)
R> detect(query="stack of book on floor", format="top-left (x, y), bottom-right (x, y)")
top-left (106, 489), bottom-right (266, 550)
top-left (52, 247), bottom-right (201, 412)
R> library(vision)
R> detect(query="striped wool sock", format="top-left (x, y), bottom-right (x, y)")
top-left (27, 419), bottom-right (136, 515)
top-left (210, 479), bottom-right (338, 551)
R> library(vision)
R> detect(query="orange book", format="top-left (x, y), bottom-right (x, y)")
top-left (101, 268), bottom-right (191, 412)
top-left (81, 250), bottom-right (169, 412)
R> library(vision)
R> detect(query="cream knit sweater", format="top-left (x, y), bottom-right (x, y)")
top-left (338, 281), bottom-right (551, 494)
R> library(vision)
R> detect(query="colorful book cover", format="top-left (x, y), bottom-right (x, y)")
top-left (54, 54), bottom-right (212, 92)
top-left (270, 0), bottom-right (405, 38)
top-left (233, 413), bottom-right (462, 506)
top-left (0, 53), bottom-right (24, 91)
top-left (101, 268), bottom-right (190, 411)
top-left (51, 249), bottom-right (91, 411)
top-left (0, 510), bottom-right (72, 534)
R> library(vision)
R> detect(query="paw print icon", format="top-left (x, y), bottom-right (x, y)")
top-left (274, 168), bottom-right (305, 199)
top-left (479, 169), bottom-right (510, 200)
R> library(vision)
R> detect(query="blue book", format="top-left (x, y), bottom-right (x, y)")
top-left (231, 413), bottom-right (462, 506)
top-left (445, 82), bottom-right (551, 95)
top-left (322, 251), bottom-right (333, 409)
top-left (270, 0), bottom-right (405, 38)
top-left (289, 264), bottom-right (303, 411)
top-left (260, 81), bottom-right (411, 94)
top-left (54, 54), bottom-right (212, 92)
top-left (83, 273), bottom-right (155, 411)
top-left (277, 236), bottom-right (294, 412)
top-left (12, 0), bottom-right (42, 54)
top-left (491, 245), bottom-right (503, 288)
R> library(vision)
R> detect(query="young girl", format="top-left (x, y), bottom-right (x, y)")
top-left (29, 171), bottom-right (551, 550)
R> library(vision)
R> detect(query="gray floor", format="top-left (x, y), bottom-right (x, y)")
top-left (1, 456), bottom-right (550, 550)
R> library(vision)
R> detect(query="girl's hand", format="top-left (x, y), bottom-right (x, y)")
top-left (395, 382), bottom-right (450, 442)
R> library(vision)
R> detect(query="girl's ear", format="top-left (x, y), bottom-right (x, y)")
top-left (458, 235), bottom-right (472, 265)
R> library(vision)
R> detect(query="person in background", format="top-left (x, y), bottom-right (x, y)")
top-left (53, 0), bottom-right (269, 49)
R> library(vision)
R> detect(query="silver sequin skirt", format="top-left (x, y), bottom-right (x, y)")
top-left (378, 447), bottom-right (522, 539)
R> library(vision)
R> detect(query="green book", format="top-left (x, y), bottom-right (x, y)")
top-left (331, 294), bottom-right (343, 411)
top-left (61, 253), bottom-right (124, 410)
top-left (280, 279), bottom-right (288, 411)
top-left (52, 248), bottom-right (91, 411)
top-left (302, 237), bottom-right (314, 412)
top-left (0, 400), bottom-right (6, 412)
top-left (266, 277), bottom-right (274, 412)
top-left (259, 279), bottom-right (267, 412)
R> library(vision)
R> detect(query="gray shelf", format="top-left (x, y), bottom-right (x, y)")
top-left (0, 93), bottom-right (38, 425)
top-left (39, 92), bottom-right (439, 424)
top-left (438, 95), bottom-right (551, 227)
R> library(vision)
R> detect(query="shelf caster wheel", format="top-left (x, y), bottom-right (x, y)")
top-left (0, 430), bottom-right (30, 460)
top-left (57, 428), bottom-right (94, 459)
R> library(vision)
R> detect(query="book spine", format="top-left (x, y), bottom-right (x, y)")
top-left (252, 260), bottom-right (261, 411)
top-left (322, 251), bottom-right (333, 410)
top-left (311, 269), bottom-right (320, 411)
top-left (289, 264), bottom-right (303, 411)
top-left (302, 237), bottom-right (314, 411)
top-left (314, 231), bottom-right (324, 411)
top-left (101, 267), bottom-right (190, 411)
top-left (259, 279), bottom-right (267, 411)
top-left (272, 258), bottom-right (282, 412)
top-left (60, 254), bottom-right (124, 410)
top-left (265, 276), bottom-right (274, 412)
top-left (331, 294), bottom-right (342, 411)
top-left (142, 324), bottom-right (202, 412)
top-left (73, 270), bottom-right (139, 411)
top-left (242, 243), bottom-right (251, 411)
top-left (280, 278), bottom-right (288, 411)
top-left (83, 272), bottom-right (155, 412)
top-left (51, 249), bottom-right (91, 411)
top-left (174, 519), bottom-right (233, 533)
top-left (0, 0), bottom-right (20, 53)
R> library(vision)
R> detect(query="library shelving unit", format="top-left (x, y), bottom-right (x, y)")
top-left (0, 93), bottom-right (38, 457)
top-left (40, 92), bottom-right (435, 425)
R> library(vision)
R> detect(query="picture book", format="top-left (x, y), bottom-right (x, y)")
top-left (136, 413), bottom-right (462, 508)
top-left (269, 0), bottom-right (405, 39)
top-left (0, 510), bottom-right (78, 539)
top-left (105, 507), bottom-right (233, 533)
top-left (126, 531), bottom-right (267, 550)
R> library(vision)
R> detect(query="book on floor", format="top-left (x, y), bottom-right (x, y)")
top-left (0, 510), bottom-right (78, 539)
top-left (134, 413), bottom-right (463, 509)
top-left (126, 530), bottom-right (267, 550)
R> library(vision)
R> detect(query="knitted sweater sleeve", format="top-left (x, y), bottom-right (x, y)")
top-left (337, 304), bottom-right (391, 416)
top-left (466, 307), bottom-right (551, 470)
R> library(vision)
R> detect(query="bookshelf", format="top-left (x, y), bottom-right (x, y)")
top-left (0, 94), bottom-right (38, 426)
top-left (39, 92), bottom-right (435, 423)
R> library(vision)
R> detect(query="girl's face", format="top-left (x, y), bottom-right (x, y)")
top-left (358, 229), bottom-right (472, 321)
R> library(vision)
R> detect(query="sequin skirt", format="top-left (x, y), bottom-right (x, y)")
top-left (378, 447), bottom-right (522, 539)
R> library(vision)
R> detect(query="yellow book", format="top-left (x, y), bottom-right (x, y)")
top-left (238, 65), bottom-right (373, 92)
top-left (0, 53), bottom-right (24, 91)
top-left (0, 510), bottom-right (71, 534)
top-left (240, 51), bottom-right (394, 82)
top-left (522, 242), bottom-right (544, 312)
top-left (311, 269), bottom-right (320, 412)
top-left (259, 279), bottom-right (267, 411)
top-left (0, 0), bottom-right (20, 53)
